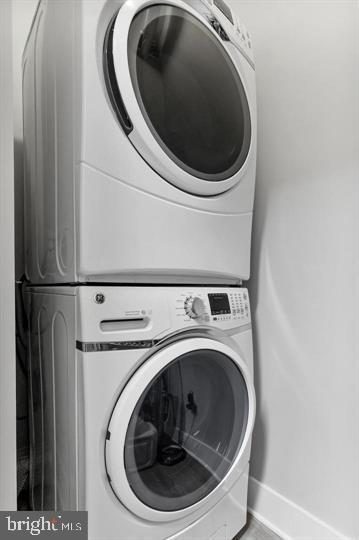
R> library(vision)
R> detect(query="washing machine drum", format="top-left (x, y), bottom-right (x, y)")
top-left (105, 337), bottom-right (255, 521)
top-left (104, 1), bottom-right (252, 196)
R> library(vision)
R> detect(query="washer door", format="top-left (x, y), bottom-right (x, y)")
top-left (105, 337), bottom-right (255, 522)
top-left (104, 0), bottom-right (252, 196)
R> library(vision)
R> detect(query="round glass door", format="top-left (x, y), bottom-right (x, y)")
top-left (127, 5), bottom-right (251, 182)
top-left (105, 2), bottom-right (252, 193)
top-left (123, 348), bottom-right (248, 512)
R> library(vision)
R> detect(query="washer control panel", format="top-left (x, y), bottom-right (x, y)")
top-left (175, 287), bottom-right (251, 326)
top-left (77, 286), bottom-right (251, 343)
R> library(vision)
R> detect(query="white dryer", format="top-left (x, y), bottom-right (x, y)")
top-left (27, 285), bottom-right (255, 539)
top-left (23, 0), bottom-right (256, 285)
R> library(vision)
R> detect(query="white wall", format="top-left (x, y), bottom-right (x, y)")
top-left (229, 1), bottom-right (359, 538)
top-left (0, 0), bottom-right (17, 510)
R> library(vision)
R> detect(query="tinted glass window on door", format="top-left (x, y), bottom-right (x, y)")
top-left (124, 349), bottom-right (249, 511)
top-left (127, 5), bottom-right (251, 182)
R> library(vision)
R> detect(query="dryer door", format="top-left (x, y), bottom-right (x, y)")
top-left (105, 337), bottom-right (255, 522)
top-left (104, 0), bottom-right (253, 196)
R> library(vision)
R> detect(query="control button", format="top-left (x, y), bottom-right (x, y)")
top-left (192, 297), bottom-right (206, 317)
top-left (184, 296), bottom-right (206, 319)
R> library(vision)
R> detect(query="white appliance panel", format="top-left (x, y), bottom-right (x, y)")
top-left (27, 285), bottom-right (254, 539)
top-left (23, 0), bottom-right (257, 284)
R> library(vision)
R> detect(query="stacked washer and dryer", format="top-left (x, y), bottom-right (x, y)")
top-left (23, 0), bottom-right (257, 538)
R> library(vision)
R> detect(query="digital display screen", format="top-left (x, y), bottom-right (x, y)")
top-left (208, 293), bottom-right (231, 315)
top-left (213, 0), bottom-right (233, 25)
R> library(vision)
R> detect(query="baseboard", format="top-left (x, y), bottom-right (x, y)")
top-left (247, 476), bottom-right (349, 540)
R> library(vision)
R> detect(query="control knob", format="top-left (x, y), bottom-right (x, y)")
top-left (184, 296), bottom-right (206, 319)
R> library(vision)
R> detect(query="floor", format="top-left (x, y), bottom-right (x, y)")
top-left (234, 515), bottom-right (282, 540)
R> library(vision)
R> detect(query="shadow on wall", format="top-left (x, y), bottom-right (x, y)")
top-left (247, 140), bottom-right (270, 504)
top-left (14, 137), bottom-right (25, 280)
top-left (14, 137), bottom-right (30, 509)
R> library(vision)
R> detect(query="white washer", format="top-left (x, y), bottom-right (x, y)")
top-left (23, 0), bottom-right (256, 285)
top-left (27, 285), bottom-right (255, 539)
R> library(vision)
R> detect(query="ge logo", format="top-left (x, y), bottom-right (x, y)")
top-left (94, 293), bottom-right (105, 304)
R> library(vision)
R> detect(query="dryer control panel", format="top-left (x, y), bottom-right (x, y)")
top-left (192, 0), bottom-right (254, 64)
